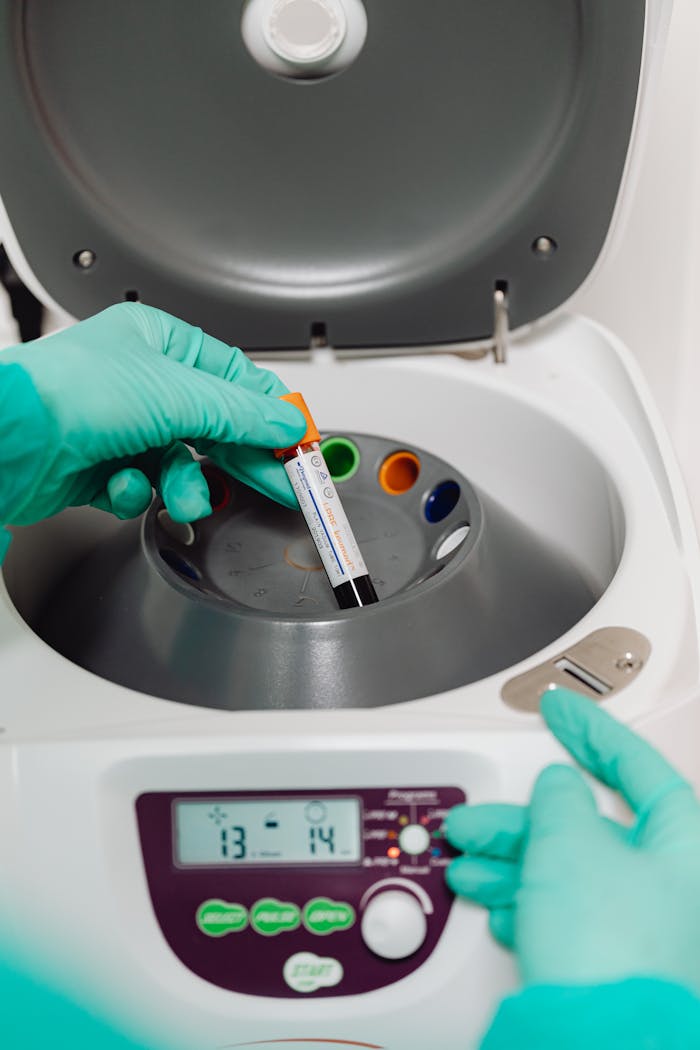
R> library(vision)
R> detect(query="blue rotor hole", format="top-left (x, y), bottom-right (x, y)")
top-left (424, 481), bottom-right (461, 524)
top-left (160, 548), bottom-right (201, 581)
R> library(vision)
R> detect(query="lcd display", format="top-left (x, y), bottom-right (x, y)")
top-left (174, 796), bottom-right (362, 866)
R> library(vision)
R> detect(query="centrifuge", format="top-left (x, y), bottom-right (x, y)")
top-left (0, 2), bottom-right (698, 1048)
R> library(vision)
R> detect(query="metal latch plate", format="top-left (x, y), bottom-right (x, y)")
top-left (501, 626), bottom-right (651, 713)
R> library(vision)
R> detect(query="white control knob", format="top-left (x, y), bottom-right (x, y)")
top-left (398, 823), bottom-right (431, 856)
top-left (360, 889), bottom-right (428, 960)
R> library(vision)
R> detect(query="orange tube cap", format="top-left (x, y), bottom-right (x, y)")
top-left (275, 392), bottom-right (321, 457)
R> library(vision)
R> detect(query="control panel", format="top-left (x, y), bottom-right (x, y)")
top-left (136, 786), bottom-right (465, 997)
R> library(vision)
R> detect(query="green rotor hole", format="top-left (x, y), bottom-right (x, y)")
top-left (320, 436), bottom-right (361, 483)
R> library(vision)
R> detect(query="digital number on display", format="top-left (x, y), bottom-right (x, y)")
top-left (174, 797), bottom-right (362, 866)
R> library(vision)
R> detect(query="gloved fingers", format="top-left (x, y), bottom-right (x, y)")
top-left (541, 688), bottom-right (691, 818)
top-left (528, 763), bottom-right (599, 839)
top-left (445, 855), bottom-right (520, 907)
top-left (0, 527), bottom-right (12, 564)
top-left (603, 815), bottom-right (636, 842)
top-left (90, 468), bottom-right (154, 519)
top-left (202, 444), bottom-right (299, 510)
top-left (629, 780), bottom-right (700, 849)
top-left (489, 907), bottom-right (516, 949)
top-left (132, 303), bottom-right (289, 397)
top-left (445, 804), bottom-right (526, 861)
top-left (159, 443), bottom-right (212, 523)
top-left (161, 363), bottom-right (306, 449)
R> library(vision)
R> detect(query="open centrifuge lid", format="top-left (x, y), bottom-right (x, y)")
top-left (0, 1), bottom-right (649, 349)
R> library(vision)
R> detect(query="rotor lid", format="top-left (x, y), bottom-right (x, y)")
top-left (0, 1), bottom-right (645, 349)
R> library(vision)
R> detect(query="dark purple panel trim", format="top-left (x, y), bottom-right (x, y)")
top-left (136, 787), bottom-right (466, 997)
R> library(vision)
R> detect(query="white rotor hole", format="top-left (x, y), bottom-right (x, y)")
top-left (436, 524), bottom-right (470, 560)
top-left (158, 510), bottom-right (196, 547)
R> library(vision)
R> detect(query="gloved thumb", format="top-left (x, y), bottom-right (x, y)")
top-left (529, 763), bottom-right (599, 840)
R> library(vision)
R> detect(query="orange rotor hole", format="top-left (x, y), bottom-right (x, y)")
top-left (378, 451), bottom-right (421, 495)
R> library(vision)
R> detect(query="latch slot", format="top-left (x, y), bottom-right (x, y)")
top-left (554, 657), bottom-right (611, 696)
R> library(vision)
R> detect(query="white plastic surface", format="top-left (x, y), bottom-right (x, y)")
top-left (360, 889), bottom-right (428, 960)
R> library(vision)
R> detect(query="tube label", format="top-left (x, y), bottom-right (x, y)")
top-left (284, 450), bottom-right (369, 586)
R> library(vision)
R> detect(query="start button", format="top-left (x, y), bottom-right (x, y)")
top-left (283, 951), bottom-right (344, 994)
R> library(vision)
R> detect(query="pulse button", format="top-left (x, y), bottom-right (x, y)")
top-left (398, 823), bottom-right (431, 855)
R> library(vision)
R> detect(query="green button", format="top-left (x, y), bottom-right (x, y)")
top-left (250, 897), bottom-right (301, 936)
top-left (196, 899), bottom-right (248, 937)
top-left (302, 897), bottom-right (356, 935)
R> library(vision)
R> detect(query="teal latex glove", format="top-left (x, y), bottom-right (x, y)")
top-left (2, 954), bottom-right (153, 1050)
top-left (446, 688), bottom-right (700, 992)
top-left (0, 303), bottom-right (306, 525)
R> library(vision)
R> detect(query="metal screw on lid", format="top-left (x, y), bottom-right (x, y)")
top-left (73, 249), bottom-right (96, 269)
top-left (615, 652), bottom-right (643, 673)
top-left (532, 236), bottom-right (558, 258)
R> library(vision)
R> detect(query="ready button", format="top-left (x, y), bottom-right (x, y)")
top-left (250, 898), bottom-right (301, 936)
top-left (303, 897), bottom-right (355, 935)
top-left (195, 899), bottom-right (248, 937)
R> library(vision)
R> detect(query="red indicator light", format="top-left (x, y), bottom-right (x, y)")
top-left (387, 846), bottom-right (401, 858)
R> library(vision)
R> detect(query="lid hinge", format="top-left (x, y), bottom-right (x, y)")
top-left (308, 321), bottom-right (337, 365)
top-left (492, 281), bottom-right (509, 364)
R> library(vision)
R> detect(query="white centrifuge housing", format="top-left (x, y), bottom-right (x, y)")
top-left (0, 2), bottom-right (697, 1049)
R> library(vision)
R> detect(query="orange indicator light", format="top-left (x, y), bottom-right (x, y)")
top-left (387, 846), bottom-right (401, 858)
top-left (387, 830), bottom-right (397, 840)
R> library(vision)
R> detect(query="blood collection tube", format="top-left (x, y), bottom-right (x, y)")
top-left (276, 393), bottom-right (379, 609)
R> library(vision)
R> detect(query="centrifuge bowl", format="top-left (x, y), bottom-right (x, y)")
top-left (4, 434), bottom-right (598, 710)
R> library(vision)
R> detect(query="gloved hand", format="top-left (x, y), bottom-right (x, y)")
top-left (445, 688), bottom-right (700, 993)
top-left (0, 302), bottom-right (306, 526)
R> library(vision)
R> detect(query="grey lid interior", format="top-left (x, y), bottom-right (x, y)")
top-left (0, 1), bottom-right (645, 349)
